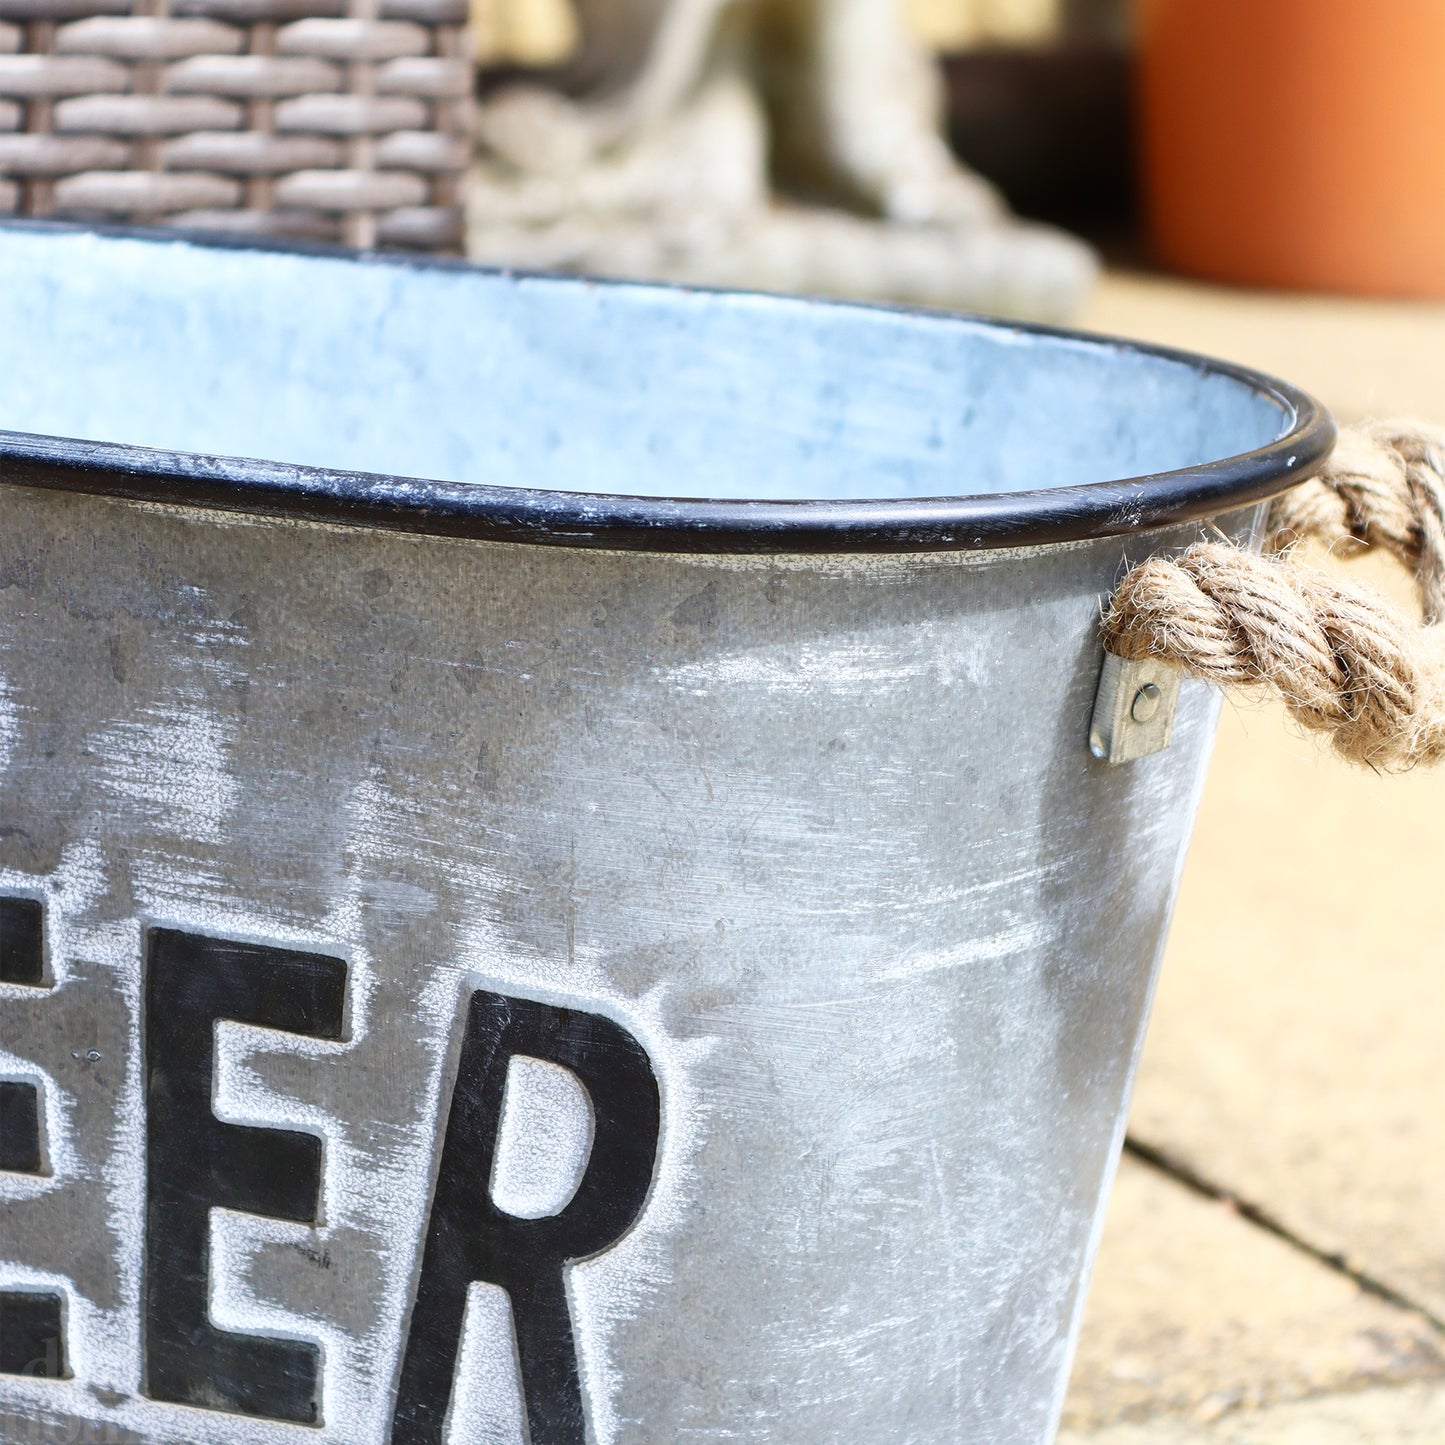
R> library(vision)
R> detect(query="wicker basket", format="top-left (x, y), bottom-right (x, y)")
top-left (0, 0), bottom-right (471, 249)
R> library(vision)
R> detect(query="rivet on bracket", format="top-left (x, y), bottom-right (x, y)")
top-left (1089, 652), bottom-right (1183, 765)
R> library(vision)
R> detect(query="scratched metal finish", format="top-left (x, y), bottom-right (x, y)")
top-left (0, 486), bottom-right (1252, 1444)
top-left (0, 224), bottom-right (1319, 1443)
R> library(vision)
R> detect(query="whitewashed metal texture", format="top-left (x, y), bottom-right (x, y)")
top-left (0, 227), bottom-right (1293, 1443)
top-left (0, 502), bottom-right (1255, 1443)
top-left (0, 229), bottom-right (1284, 503)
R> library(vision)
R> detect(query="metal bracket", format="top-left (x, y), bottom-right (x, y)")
top-left (1089, 652), bottom-right (1182, 765)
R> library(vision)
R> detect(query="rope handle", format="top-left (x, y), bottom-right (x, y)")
top-left (1101, 419), bottom-right (1445, 769)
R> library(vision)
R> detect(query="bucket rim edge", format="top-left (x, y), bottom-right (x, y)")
top-left (0, 219), bottom-right (1337, 555)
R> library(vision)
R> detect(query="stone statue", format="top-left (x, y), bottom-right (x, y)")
top-left (468, 0), bottom-right (1097, 320)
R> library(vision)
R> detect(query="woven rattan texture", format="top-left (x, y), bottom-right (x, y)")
top-left (0, 0), bottom-right (471, 248)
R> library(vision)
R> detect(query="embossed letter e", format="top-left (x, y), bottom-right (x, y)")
top-left (392, 991), bottom-right (660, 1445)
top-left (143, 928), bottom-right (346, 1424)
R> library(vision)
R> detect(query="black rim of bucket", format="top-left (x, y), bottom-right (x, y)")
top-left (0, 221), bottom-right (1336, 555)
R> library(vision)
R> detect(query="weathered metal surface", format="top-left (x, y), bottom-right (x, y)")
top-left (0, 225), bottom-right (1321, 1444)
top-left (0, 222), bottom-right (1331, 552)
top-left (0, 504), bottom-right (1250, 1445)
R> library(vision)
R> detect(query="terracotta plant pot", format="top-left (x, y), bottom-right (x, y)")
top-left (1138, 0), bottom-right (1445, 298)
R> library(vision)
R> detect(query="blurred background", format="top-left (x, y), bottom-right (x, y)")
top-left (465, 0), bottom-right (1444, 314)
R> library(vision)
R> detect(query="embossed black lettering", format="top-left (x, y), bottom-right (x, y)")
top-left (0, 1081), bottom-right (40, 1174)
top-left (143, 928), bottom-right (346, 1425)
top-left (0, 1291), bottom-right (66, 1378)
top-left (0, 898), bottom-right (63, 1383)
top-left (391, 991), bottom-right (660, 1445)
top-left (0, 897), bottom-right (43, 986)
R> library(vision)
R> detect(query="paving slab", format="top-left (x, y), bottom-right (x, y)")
top-left (1059, 1380), bottom-right (1445, 1445)
top-left (1124, 691), bottom-right (1445, 1323)
top-left (1082, 277), bottom-right (1445, 1316)
top-left (1061, 1155), bottom-right (1444, 1432)
top-left (1059, 274), bottom-right (1445, 1425)
top-left (1080, 271), bottom-right (1445, 422)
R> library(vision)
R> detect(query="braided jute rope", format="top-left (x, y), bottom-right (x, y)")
top-left (1102, 419), bottom-right (1445, 769)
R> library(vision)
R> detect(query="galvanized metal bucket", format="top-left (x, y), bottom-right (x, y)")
top-left (0, 223), bottom-right (1332, 1445)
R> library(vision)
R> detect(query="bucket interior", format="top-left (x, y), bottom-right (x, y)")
top-left (0, 227), bottom-right (1292, 503)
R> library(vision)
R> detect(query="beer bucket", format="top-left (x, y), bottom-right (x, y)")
top-left (0, 223), bottom-right (1332, 1445)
